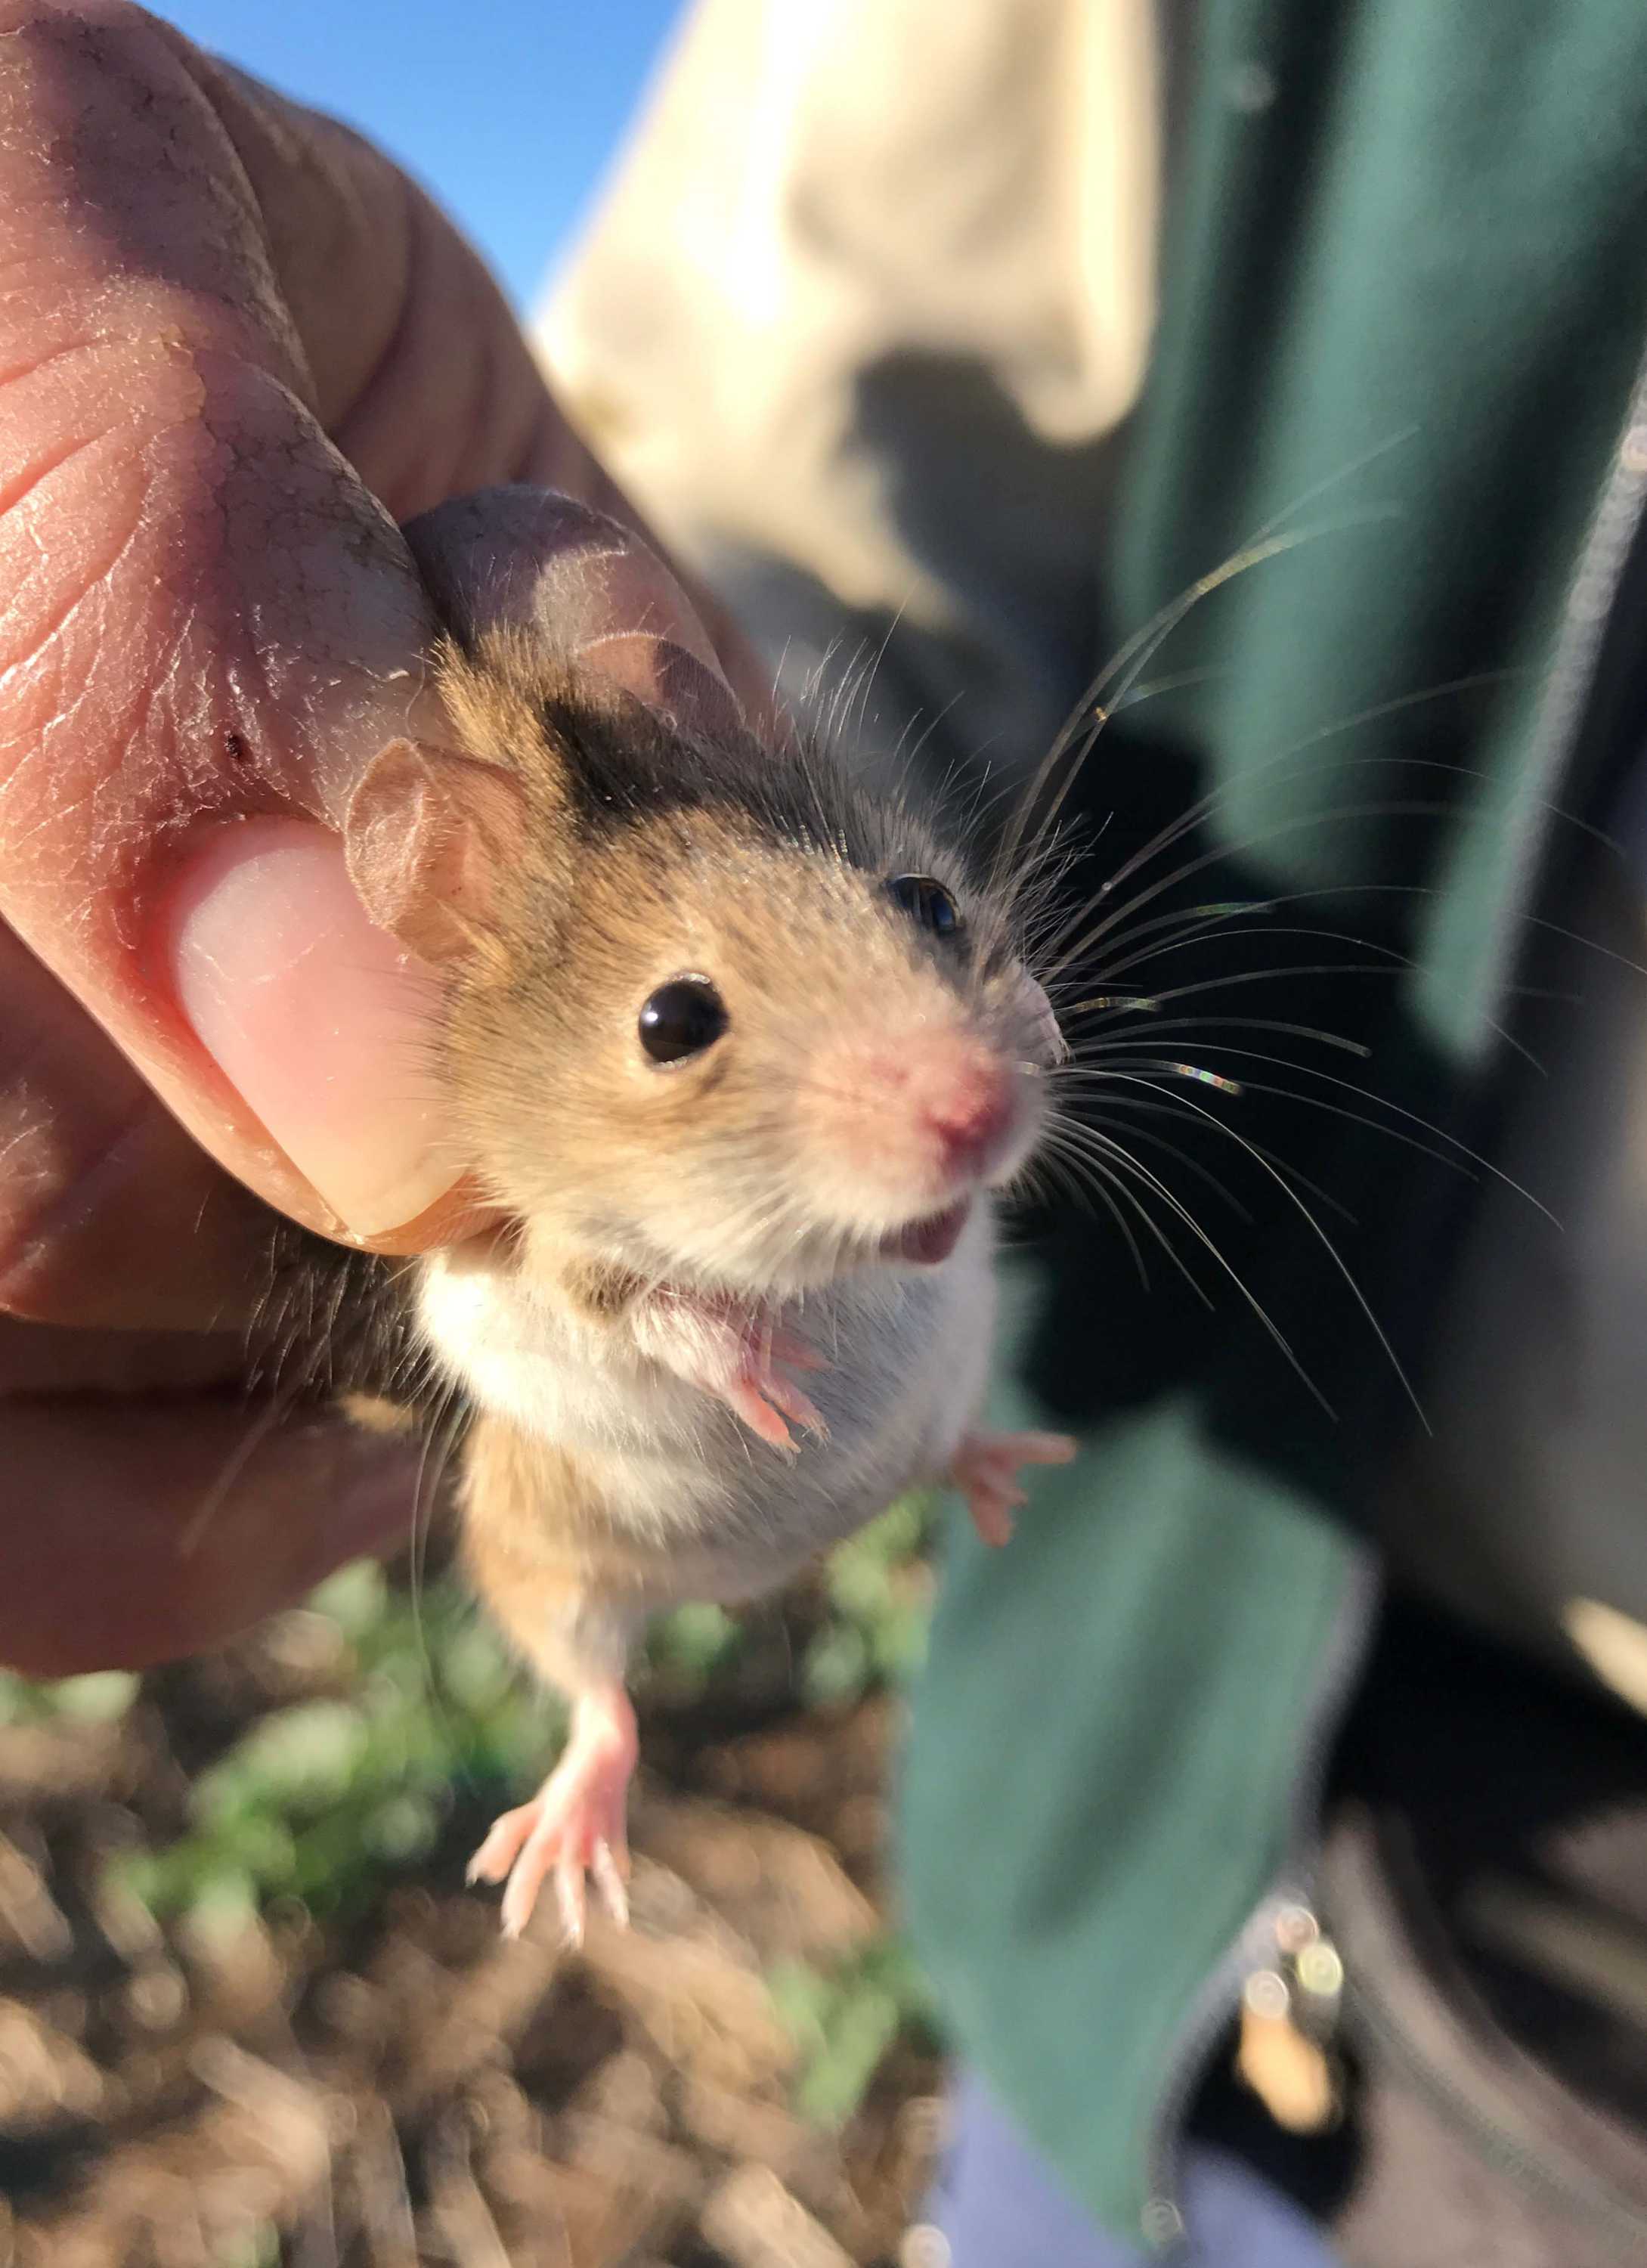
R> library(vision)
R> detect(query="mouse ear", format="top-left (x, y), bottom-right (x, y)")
top-left (345, 739), bottom-right (528, 969)
top-left (1017, 973), bottom-right (1069, 1068)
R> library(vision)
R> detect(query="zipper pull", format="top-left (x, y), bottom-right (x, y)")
top-left (1234, 1900), bottom-right (1345, 2134)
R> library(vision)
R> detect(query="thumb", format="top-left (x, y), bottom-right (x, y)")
top-left (0, 10), bottom-right (597, 1252)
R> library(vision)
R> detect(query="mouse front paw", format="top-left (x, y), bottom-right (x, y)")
top-left (948, 1427), bottom-right (1077, 1548)
top-left (630, 1287), bottom-right (827, 1451)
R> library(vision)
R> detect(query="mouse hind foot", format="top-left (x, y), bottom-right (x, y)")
top-left (467, 1683), bottom-right (639, 1944)
top-left (948, 1427), bottom-right (1076, 1548)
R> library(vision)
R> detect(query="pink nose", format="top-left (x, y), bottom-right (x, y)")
top-left (921, 1061), bottom-right (1014, 1170)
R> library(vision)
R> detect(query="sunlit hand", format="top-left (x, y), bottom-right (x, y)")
top-left (0, 3), bottom-right (753, 1673)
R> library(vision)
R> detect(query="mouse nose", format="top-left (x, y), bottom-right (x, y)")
top-left (921, 1059), bottom-right (1014, 1172)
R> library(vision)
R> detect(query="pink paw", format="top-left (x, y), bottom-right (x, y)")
top-left (948, 1428), bottom-right (1076, 1548)
top-left (467, 1691), bottom-right (639, 1944)
top-left (633, 1287), bottom-right (827, 1451)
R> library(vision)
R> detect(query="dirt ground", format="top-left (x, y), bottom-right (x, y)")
top-left (0, 1582), bottom-right (946, 2268)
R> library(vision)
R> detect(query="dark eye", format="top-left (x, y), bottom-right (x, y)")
top-left (638, 975), bottom-right (729, 1064)
top-left (888, 872), bottom-right (961, 937)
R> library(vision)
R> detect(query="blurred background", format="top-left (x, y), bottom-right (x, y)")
top-left (164, 0), bottom-right (686, 311)
top-left (0, 9), bottom-right (949, 2264)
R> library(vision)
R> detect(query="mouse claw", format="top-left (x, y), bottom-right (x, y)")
top-left (754, 1368), bottom-right (830, 1443)
top-left (590, 1839), bottom-right (630, 1929)
top-left (725, 1370), bottom-right (828, 1453)
top-left (550, 1842), bottom-right (627, 1947)
top-left (553, 1857), bottom-right (586, 1950)
top-left (467, 1802), bottom-right (537, 1887)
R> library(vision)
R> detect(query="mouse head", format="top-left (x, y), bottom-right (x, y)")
top-left (349, 528), bottom-right (1060, 1296)
top-left (485, 795), bottom-right (1057, 1295)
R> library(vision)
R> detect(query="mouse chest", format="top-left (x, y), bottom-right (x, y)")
top-left (418, 1238), bottom-right (991, 1580)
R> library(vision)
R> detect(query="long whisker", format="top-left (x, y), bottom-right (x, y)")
top-left (1077, 917), bottom-right (1407, 990)
top-left (1035, 1125), bottom-right (1158, 1290)
top-left (1042, 798), bottom-right (1465, 984)
top-left (1088, 1067), bottom-right (1426, 1427)
top-left (1067, 1009), bottom-right (1370, 1060)
top-left (1041, 1119), bottom-right (1225, 1309)
top-left (1033, 705), bottom-right (1522, 980)
top-left (1287, 883), bottom-right (1647, 984)
top-left (1056, 1089), bottom-right (1358, 1224)
top-left (1059, 933), bottom-right (1545, 1077)
top-left (1241, 426), bottom-right (1422, 549)
top-left (997, 511), bottom-right (1401, 894)
top-left (1048, 1110), bottom-right (1333, 1410)
top-left (1059, 1043), bottom-right (1558, 1224)
top-left (1047, 1110), bottom-right (1258, 1227)
top-left (998, 432), bottom-right (1425, 895)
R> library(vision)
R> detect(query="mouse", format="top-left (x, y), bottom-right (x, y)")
top-left (342, 488), bottom-right (1075, 1943)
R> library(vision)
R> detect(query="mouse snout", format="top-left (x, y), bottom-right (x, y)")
top-left (800, 1023), bottom-right (1029, 1207)
top-left (920, 1056), bottom-right (1014, 1172)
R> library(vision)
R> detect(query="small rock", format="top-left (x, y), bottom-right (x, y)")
top-left (701, 2164), bottom-right (856, 2268)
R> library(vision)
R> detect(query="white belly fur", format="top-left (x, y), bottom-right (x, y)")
top-left (418, 1207), bottom-right (997, 1603)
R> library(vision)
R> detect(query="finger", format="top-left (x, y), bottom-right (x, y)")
top-left (401, 485), bottom-right (757, 745)
top-left (0, 916), bottom-right (292, 1328)
top-left (0, 9), bottom-right (445, 1243)
top-left (190, 55), bottom-right (780, 721)
top-left (0, 1315), bottom-right (243, 1396)
top-left (0, 1393), bottom-right (419, 1677)
top-left (0, 10), bottom-right (654, 1259)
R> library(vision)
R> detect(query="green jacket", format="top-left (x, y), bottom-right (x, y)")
top-left (546, 0), bottom-right (1647, 2244)
top-left (902, 1), bottom-right (1647, 2244)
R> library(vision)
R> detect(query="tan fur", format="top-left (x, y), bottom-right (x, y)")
top-left (392, 627), bottom-right (1052, 1591)
top-left (336, 1391), bottom-right (421, 1437)
top-left (460, 1413), bottom-right (663, 1694)
top-left (339, 525), bottom-right (1064, 1923)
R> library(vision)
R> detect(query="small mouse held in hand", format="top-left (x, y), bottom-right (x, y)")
top-left (347, 490), bottom-right (1074, 1944)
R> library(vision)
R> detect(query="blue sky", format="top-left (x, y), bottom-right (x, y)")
top-left (163, 1), bottom-right (686, 311)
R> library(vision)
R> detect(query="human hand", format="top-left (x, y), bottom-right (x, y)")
top-left (0, 3), bottom-right (751, 1674)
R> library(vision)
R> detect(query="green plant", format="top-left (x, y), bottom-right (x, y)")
top-left (116, 1563), bottom-right (561, 1926)
top-left (802, 1491), bottom-right (936, 1706)
top-left (7, 1495), bottom-right (951, 2119)
top-left (76, 1492), bottom-right (944, 1932)
top-left (0, 1668), bottom-right (139, 1725)
top-left (767, 1934), bottom-right (943, 2128)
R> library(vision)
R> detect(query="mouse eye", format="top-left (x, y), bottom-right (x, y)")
top-left (888, 872), bottom-right (961, 937)
top-left (638, 975), bottom-right (729, 1064)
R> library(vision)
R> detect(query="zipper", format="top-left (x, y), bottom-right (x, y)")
top-left (1342, 1952), bottom-right (1647, 2251)
top-left (1137, 1892), bottom-right (1313, 2253)
top-left (1470, 339), bottom-right (1647, 1044)
top-left (1139, 1545), bottom-right (1379, 2252)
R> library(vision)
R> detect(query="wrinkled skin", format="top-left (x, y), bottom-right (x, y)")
top-left (0, 2), bottom-right (756, 1673)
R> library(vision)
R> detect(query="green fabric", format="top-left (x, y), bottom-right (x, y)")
top-left (900, 0), bottom-right (1647, 2244)
top-left (1115, 0), bottom-right (1647, 1058)
top-left (905, 1301), bottom-right (1359, 2228)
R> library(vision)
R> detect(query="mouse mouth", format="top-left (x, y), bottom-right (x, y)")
top-left (879, 1197), bottom-right (973, 1266)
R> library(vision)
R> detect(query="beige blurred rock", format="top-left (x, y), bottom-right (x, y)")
top-left (701, 2164), bottom-right (856, 2268)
